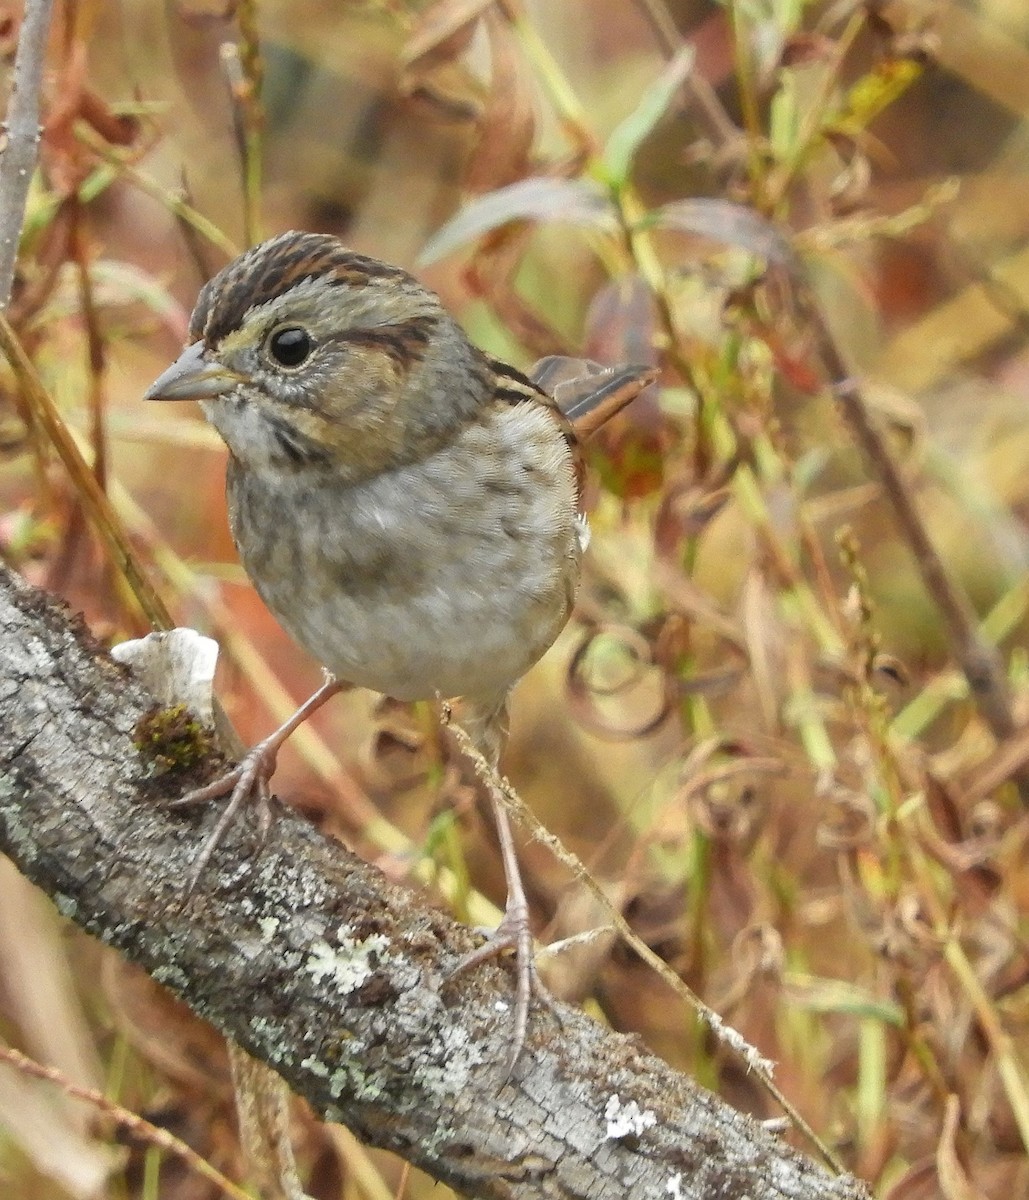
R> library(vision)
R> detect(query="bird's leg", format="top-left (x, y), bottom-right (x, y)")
top-left (448, 692), bottom-right (549, 1074)
top-left (168, 673), bottom-right (346, 892)
top-left (450, 782), bottom-right (541, 1073)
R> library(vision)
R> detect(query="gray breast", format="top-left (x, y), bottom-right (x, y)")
top-left (226, 402), bottom-right (580, 701)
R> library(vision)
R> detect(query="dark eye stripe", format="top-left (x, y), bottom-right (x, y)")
top-left (332, 316), bottom-right (438, 371)
top-left (482, 354), bottom-right (548, 404)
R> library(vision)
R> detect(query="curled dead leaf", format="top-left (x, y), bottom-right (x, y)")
top-left (566, 623), bottom-right (673, 739)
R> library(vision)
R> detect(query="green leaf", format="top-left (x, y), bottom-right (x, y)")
top-left (836, 58), bottom-right (923, 134)
top-left (785, 974), bottom-right (905, 1025)
top-left (417, 177), bottom-right (613, 265)
top-left (599, 46), bottom-right (695, 188)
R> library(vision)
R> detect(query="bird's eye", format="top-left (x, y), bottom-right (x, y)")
top-left (267, 326), bottom-right (313, 368)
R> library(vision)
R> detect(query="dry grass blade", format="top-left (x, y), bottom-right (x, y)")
top-left (0, 313), bottom-right (173, 629)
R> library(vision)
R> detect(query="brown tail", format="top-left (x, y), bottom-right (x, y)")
top-left (530, 356), bottom-right (658, 441)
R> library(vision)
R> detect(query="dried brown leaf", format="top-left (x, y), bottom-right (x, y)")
top-left (583, 275), bottom-right (660, 374)
top-left (462, 9), bottom-right (536, 193)
top-left (462, 229), bottom-right (566, 356)
top-left (0, 6), bottom-right (19, 56)
top-left (401, 0), bottom-right (494, 69)
top-left (397, 0), bottom-right (498, 122)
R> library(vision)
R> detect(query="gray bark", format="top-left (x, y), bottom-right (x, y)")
top-left (0, 562), bottom-right (870, 1200)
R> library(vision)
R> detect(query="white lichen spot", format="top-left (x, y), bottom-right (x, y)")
top-left (259, 916), bottom-right (279, 943)
top-left (152, 964), bottom-right (187, 989)
top-left (494, 998), bottom-right (510, 1013)
top-left (666, 1172), bottom-right (684, 1198)
top-left (431, 1023), bottom-right (484, 1092)
top-left (300, 1055), bottom-right (329, 1078)
top-left (249, 1016), bottom-right (287, 1062)
top-left (305, 925), bottom-right (389, 994)
top-left (337, 1060), bottom-right (382, 1103)
top-left (111, 628), bottom-right (217, 722)
top-left (604, 1094), bottom-right (657, 1140)
top-left (54, 893), bottom-right (77, 919)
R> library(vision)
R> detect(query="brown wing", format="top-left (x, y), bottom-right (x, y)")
top-left (480, 351), bottom-right (657, 507)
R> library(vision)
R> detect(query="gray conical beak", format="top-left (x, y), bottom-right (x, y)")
top-left (144, 341), bottom-right (242, 402)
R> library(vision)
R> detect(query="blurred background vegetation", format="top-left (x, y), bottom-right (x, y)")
top-left (2, 0), bottom-right (1029, 1197)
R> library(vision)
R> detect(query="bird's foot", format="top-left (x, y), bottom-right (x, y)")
top-left (449, 891), bottom-right (556, 1079)
top-left (165, 675), bottom-right (345, 893)
top-left (166, 735), bottom-right (280, 894)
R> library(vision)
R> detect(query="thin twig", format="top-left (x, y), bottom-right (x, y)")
top-left (71, 208), bottom-right (107, 489)
top-left (631, 0), bottom-right (740, 148)
top-left (0, 1044), bottom-right (254, 1200)
top-left (221, 0), bottom-right (265, 249)
top-left (0, 0), bottom-right (56, 308)
top-left (447, 718), bottom-right (848, 1177)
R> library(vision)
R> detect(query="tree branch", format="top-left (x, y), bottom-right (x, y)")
top-left (0, 0), bottom-right (56, 309)
top-left (0, 562), bottom-right (870, 1200)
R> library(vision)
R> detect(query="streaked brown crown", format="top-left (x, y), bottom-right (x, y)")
top-left (190, 230), bottom-right (415, 346)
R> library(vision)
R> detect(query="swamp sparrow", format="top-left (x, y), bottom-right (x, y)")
top-left (145, 230), bottom-right (655, 1065)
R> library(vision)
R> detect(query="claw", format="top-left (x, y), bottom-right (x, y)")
top-left (449, 889), bottom-right (540, 1079)
top-left (165, 676), bottom-right (345, 892)
top-left (172, 740), bottom-right (279, 894)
